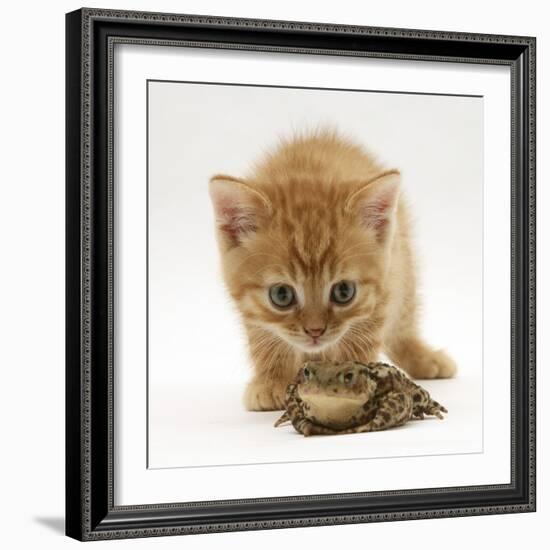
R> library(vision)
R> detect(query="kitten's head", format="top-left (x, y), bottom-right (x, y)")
top-left (208, 163), bottom-right (401, 354)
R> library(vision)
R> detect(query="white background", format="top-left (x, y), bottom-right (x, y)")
top-left (147, 74), bottom-right (485, 469)
top-left (0, 0), bottom-right (546, 549)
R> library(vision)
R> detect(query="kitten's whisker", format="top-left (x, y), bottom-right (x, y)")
top-left (343, 340), bottom-right (359, 362)
top-left (264, 340), bottom-right (292, 380)
top-left (342, 324), bottom-right (377, 356)
top-left (279, 343), bottom-right (295, 378)
top-left (347, 325), bottom-right (376, 348)
top-left (249, 334), bottom-right (273, 350)
top-left (349, 319), bottom-right (376, 334)
top-left (347, 333), bottom-right (377, 358)
top-left (252, 337), bottom-right (279, 356)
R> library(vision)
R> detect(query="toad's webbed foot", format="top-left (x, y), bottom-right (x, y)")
top-left (292, 417), bottom-right (342, 437)
top-left (425, 400), bottom-right (448, 419)
top-left (413, 399), bottom-right (447, 420)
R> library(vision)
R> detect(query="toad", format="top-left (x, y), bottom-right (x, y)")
top-left (274, 360), bottom-right (447, 436)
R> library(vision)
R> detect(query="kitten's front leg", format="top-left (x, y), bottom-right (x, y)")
top-left (385, 335), bottom-right (457, 379)
top-left (243, 376), bottom-right (288, 411)
top-left (243, 330), bottom-right (299, 411)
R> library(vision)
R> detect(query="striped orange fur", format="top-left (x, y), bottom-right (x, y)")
top-left (209, 130), bottom-right (456, 410)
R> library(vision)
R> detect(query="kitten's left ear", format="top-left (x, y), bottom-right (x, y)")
top-left (345, 170), bottom-right (401, 241)
top-left (209, 174), bottom-right (271, 249)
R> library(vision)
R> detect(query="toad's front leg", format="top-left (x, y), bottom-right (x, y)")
top-left (280, 390), bottom-right (344, 436)
top-left (274, 384), bottom-right (302, 427)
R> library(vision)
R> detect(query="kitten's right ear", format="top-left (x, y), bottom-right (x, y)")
top-left (344, 170), bottom-right (401, 242)
top-left (208, 175), bottom-right (271, 248)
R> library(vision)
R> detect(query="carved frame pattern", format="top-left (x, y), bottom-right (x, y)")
top-left (66, 8), bottom-right (536, 541)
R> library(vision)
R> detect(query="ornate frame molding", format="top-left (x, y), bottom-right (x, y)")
top-left (66, 8), bottom-right (536, 541)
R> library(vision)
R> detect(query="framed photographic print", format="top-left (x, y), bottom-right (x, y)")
top-left (65, 8), bottom-right (536, 541)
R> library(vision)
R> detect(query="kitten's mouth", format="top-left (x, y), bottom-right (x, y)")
top-left (308, 336), bottom-right (325, 347)
top-left (273, 329), bottom-right (343, 353)
top-left (295, 334), bottom-right (339, 353)
top-left (306, 340), bottom-right (322, 350)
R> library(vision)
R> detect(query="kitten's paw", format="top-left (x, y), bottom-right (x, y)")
top-left (243, 380), bottom-right (286, 411)
top-left (408, 349), bottom-right (457, 379)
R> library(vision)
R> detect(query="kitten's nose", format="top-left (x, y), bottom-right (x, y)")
top-left (304, 327), bottom-right (326, 338)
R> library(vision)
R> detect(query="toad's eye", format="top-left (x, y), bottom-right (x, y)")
top-left (343, 371), bottom-right (355, 385)
top-left (330, 280), bottom-right (356, 305)
top-left (269, 284), bottom-right (296, 308)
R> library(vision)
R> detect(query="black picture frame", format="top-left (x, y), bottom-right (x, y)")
top-left (66, 7), bottom-right (536, 541)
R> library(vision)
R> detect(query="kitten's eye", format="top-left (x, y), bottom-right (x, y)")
top-left (302, 367), bottom-right (311, 380)
top-left (330, 280), bottom-right (356, 305)
top-left (269, 284), bottom-right (296, 309)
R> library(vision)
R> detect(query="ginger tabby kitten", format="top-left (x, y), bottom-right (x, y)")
top-left (209, 130), bottom-right (456, 411)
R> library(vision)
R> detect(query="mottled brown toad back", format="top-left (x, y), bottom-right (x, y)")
top-left (274, 360), bottom-right (447, 436)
